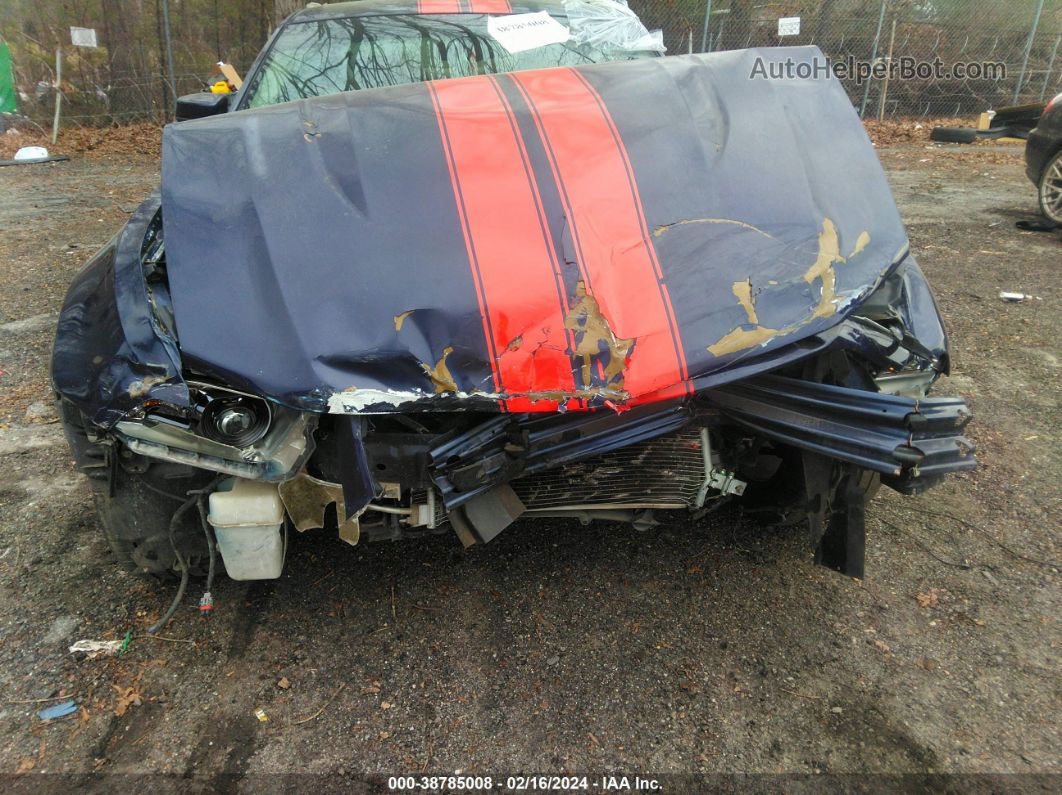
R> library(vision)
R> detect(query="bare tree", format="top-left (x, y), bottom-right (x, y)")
top-left (274, 0), bottom-right (302, 27)
top-left (101, 0), bottom-right (140, 115)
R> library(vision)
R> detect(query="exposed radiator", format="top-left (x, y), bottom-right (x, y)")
top-left (410, 487), bottom-right (449, 529)
top-left (510, 430), bottom-right (705, 510)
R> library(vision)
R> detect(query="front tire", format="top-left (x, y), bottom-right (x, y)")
top-left (1039, 149), bottom-right (1062, 224)
top-left (94, 462), bottom-right (213, 577)
top-left (59, 399), bottom-right (212, 577)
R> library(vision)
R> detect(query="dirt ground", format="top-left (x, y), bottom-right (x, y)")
top-left (0, 136), bottom-right (1058, 787)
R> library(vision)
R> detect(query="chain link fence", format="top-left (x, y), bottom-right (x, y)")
top-left (1, 24), bottom-right (214, 129)
top-left (4, 1), bottom-right (1062, 129)
top-left (14, 74), bottom-right (208, 131)
top-left (630, 0), bottom-right (1062, 118)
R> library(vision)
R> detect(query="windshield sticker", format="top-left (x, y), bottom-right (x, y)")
top-left (487, 12), bottom-right (570, 54)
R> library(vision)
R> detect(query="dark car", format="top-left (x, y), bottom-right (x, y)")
top-left (52, 0), bottom-right (974, 597)
top-left (1025, 91), bottom-right (1062, 224)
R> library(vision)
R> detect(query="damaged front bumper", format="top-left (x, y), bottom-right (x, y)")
top-left (52, 48), bottom-right (975, 582)
top-left (53, 205), bottom-right (975, 581)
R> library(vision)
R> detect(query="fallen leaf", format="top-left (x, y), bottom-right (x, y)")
top-left (16, 758), bottom-right (35, 774)
top-left (917, 657), bottom-right (939, 670)
top-left (588, 732), bottom-right (599, 747)
top-left (277, 677), bottom-right (290, 690)
top-left (915, 589), bottom-right (942, 608)
top-left (687, 564), bottom-right (703, 575)
top-left (112, 685), bottom-right (142, 717)
top-left (361, 685), bottom-right (381, 695)
top-left (380, 701), bottom-right (392, 710)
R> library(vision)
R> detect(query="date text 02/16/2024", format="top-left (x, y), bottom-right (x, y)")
top-left (386, 776), bottom-right (662, 791)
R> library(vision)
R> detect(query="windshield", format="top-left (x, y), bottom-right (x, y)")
top-left (243, 12), bottom-right (659, 108)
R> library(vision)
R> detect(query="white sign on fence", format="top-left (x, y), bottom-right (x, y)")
top-left (70, 27), bottom-right (98, 48)
top-left (777, 17), bottom-right (801, 37)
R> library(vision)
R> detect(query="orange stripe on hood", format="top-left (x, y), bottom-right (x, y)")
top-left (429, 76), bottom-right (576, 411)
top-left (510, 68), bottom-right (691, 403)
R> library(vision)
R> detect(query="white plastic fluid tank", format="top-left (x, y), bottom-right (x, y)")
top-left (207, 478), bottom-right (286, 580)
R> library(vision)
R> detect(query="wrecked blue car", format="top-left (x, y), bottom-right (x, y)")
top-left (51, 0), bottom-right (974, 587)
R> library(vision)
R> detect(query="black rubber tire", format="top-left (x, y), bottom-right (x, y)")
top-left (59, 399), bottom-right (214, 578)
top-left (1038, 149), bottom-right (1062, 225)
top-left (94, 464), bottom-right (214, 578)
top-left (929, 127), bottom-right (979, 144)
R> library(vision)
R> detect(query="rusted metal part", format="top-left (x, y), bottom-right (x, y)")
top-left (564, 281), bottom-right (634, 392)
top-left (421, 346), bottom-right (457, 394)
top-left (708, 219), bottom-right (875, 357)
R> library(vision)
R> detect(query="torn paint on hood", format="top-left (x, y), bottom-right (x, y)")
top-left (160, 46), bottom-right (909, 414)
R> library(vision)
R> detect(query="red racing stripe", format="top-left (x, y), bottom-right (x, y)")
top-left (427, 82), bottom-right (501, 397)
top-left (417, 1), bottom-right (463, 13)
top-left (467, 0), bottom-right (513, 11)
top-left (429, 76), bottom-right (576, 412)
top-left (418, 1), bottom-right (512, 14)
top-left (510, 68), bottom-right (691, 403)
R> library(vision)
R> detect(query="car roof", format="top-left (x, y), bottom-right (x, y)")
top-left (292, 0), bottom-right (570, 23)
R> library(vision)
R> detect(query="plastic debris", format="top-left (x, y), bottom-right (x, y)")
top-left (38, 699), bottom-right (78, 721)
top-left (999, 292), bottom-right (1035, 302)
top-left (118, 630), bottom-right (132, 656)
top-left (254, 708), bottom-right (268, 722)
top-left (564, 0), bottom-right (665, 54)
top-left (14, 145), bottom-right (48, 161)
top-left (69, 639), bottom-right (123, 659)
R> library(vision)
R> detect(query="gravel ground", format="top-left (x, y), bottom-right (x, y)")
top-left (0, 142), bottom-right (1058, 787)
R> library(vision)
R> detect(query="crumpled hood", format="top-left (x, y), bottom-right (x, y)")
top-left (161, 46), bottom-right (909, 414)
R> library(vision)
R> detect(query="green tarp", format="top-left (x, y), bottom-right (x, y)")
top-left (0, 42), bottom-right (17, 113)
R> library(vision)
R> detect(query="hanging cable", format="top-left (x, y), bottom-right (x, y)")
top-left (197, 496), bottom-right (217, 615)
top-left (146, 492), bottom-right (199, 634)
top-left (146, 476), bottom-right (224, 633)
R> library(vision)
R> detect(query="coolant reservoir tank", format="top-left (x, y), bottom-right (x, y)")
top-left (207, 478), bottom-right (285, 580)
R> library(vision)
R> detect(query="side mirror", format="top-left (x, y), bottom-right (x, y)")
top-left (175, 92), bottom-right (230, 122)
